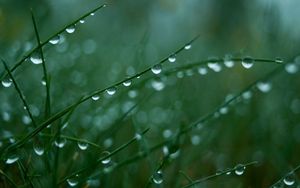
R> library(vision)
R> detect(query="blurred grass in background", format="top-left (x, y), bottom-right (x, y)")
top-left (0, 0), bottom-right (300, 187)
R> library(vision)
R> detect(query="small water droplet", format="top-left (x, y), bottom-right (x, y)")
top-left (207, 62), bottom-right (222, 72)
top-left (168, 54), bottom-right (176, 63)
top-left (2, 78), bottom-right (12, 88)
top-left (91, 95), bottom-right (100, 101)
top-left (152, 170), bottom-right (163, 184)
top-left (106, 87), bottom-right (117, 95)
top-left (54, 138), bottom-right (67, 148)
top-left (67, 176), bottom-right (79, 187)
top-left (242, 91), bottom-right (252, 100)
top-left (33, 143), bottom-right (44, 156)
top-left (79, 19), bottom-right (85, 24)
top-left (5, 155), bottom-right (19, 164)
top-left (66, 25), bottom-right (76, 33)
top-left (123, 80), bottom-right (132, 87)
top-left (49, 35), bottom-right (60, 45)
top-left (184, 44), bottom-right (192, 50)
top-left (234, 164), bottom-right (245, 175)
top-left (219, 107), bottom-right (228, 114)
top-left (224, 55), bottom-right (235, 68)
top-left (242, 56), bottom-right (254, 69)
top-left (197, 67), bottom-right (208, 75)
top-left (257, 82), bottom-right (272, 93)
top-left (225, 168), bottom-right (232, 175)
top-left (41, 77), bottom-right (46, 86)
top-left (30, 52), bottom-right (42, 65)
top-left (77, 141), bottom-right (89, 150)
top-left (101, 151), bottom-right (111, 164)
top-left (90, 12), bottom-right (95, 16)
top-left (151, 79), bottom-right (165, 91)
top-left (285, 63), bottom-right (298, 74)
top-left (135, 133), bottom-right (142, 140)
top-left (151, 64), bottom-right (162, 74)
top-left (283, 173), bottom-right (295, 186)
top-left (190, 135), bottom-right (201, 145)
top-left (275, 57), bottom-right (284, 63)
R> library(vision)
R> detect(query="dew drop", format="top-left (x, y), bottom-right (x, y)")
top-left (54, 138), bottom-right (67, 148)
top-left (135, 133), bottom-right (142, 140)
top-left (151, 79), bottom-right (165, 91)
top-left (5, 155), bottom-right (19, 164)
top-left (283, 173), bottom-right (295, 186)
top-left (242, 56), bottom-right (254, 69)
top-left (66, 25), bottom-right (76, 33)
top-left (1, 78), bottom-right (12, 88)
top-left (77, 141), bottom-right (89, 151)
top-left (106, 87), bottom-right (117, 95)
top-left (219, 107), bottom-right (229, 114)
top-left (184, 44), bottom-right (192, 50)
top-left (234, 164), bottom-right (245, 175)
top-left (101, 151), bottom-right (111, 164)
top-left (207, 62), bottom-right (222, 72)
top-left (41, 77), bottom-right (46, 86)
top-left (123, 80), bottom-right (132, 87)
top-left (197, 67), bottom-right (208, 75)
top-left (168, 54), bottom-right (176, 63)
top-left (91, 95), bottom-right (100, 101)
top-left (33, 143), bottom-right (44, 156)
top-left (242, 91), bottom-right (252, 100)
top-left (224, 55), bottom-right (235, 68)
top-left (151, 64), bottom-right (162, 74)
top-left (285, 63), bottom-right (298, 74)
top-left (257, 82), bottom-right (272, 93)
top-left (90, 12), bottom-right (95, 16)
top-left (30, 52), bottom-right (42, 65)
top-left (275, 57), bottom-right (284, 64)
top-left (79, 19), bottom-right (85, 24)
top-left (49, 35), bottom-right (60, 45)
top-left (67, 176), bottom-right (79, 187)
top-left (152, 170), bottom-right (163, 184)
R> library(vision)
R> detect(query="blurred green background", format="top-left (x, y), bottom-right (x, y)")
top-left (0, 0), bottom-right (300, 187)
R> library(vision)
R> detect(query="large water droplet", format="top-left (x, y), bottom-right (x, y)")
top-left (101, 151), bottom-right (111, 164)
top-left (49, 35), bottom-right (60, 45)
top-left (1, 78), bottom-right (12, 88)
top-left (257, 82), bottom-right (272, 93)
top-left (106, 87), bottom-right (117, 95)
top-left (242, 56), bottom-right (254, 69)
top-left (67, 176), bottom-right (79, 187)
top-left (66, 25), bottom-right (76, 33)
top-left (283, 173), bottom-right (295, 186)
top-left (77, 141), bottom-right (89, 150)
top-left (30, 52), bottom-right (42, 65)
top-left (5, 155), bottom-right (19, 164)
top-left (54, 138), bottom-right (67, 148)
top-left (151, 64), bottom-right (162, 74)
top-left (152, 170), bottom-right (163, 184)
top-left (168, 54), bottom-right (176, 63)
top-left (33, 143), bottom-right (44, 156)
top-left (91, 95), bottom-right (100, 101)
top-left (234, 164), bottom-right (245, 175)
top-left (285, 63), bottom-right (298, 74)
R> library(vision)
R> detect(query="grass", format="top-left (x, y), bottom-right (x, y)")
top-left (1, 1), bottom-right (300, 187)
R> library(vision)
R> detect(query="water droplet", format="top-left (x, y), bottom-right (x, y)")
top-left (91, 95), bottom-right (100, 101)
top-left (41, 77), bottom-right (46, 86)
top-left (151, 79), bottom-right (165, 91)
top-left (106, 87), bottom-right (117, 95)
top-left (242, 56), bottom-right (254, 69)
top-left (135, 133), bottom-right (142, 140)
top-left (90, 12), bottom-right (95, 16)
top-left (184, 44), bottom-right (192, 50)
top-left (283, 173), bottom-right (295, 186)
top-left (190, 135), bottom-right (201, 145)
top-left (207, 62), bottom-right (222, 72)
top-left (30, 52), bottom-right (42, 65)
top-left (242, 91), bottom-right (252, 100)
top-left (123, 80), bottom-right (132, 87)
top-left (275, 57), bottom-right (284, 63)
top-left (285, 63), bottom-right (298, 74)
top-left (66, 25), bottom-right (76, 33)
top-left (224, 55), bottom-right (235, 68)
top-left (54, 138), bottom-right (67, 148)
top-left (197, 67), bottom-right (208, 75)
top-left (257, 82), bottom-right (272, 93)
top-left (168, 54), bottom-right (176, 63)
top-left (79, 19), bottom-right (85, 24)
top-left (77, 141), bottom-right (89, 150)
top-left (1, 78), bottom-right (12, 88)
top-left (67, 176), bottom-right (79, 187)
top-left (49, 35), bottom-right (60, 45)
top-left (5, 155), bottom-right (19, 164)
top-left (219, 107), bottom-right (228, 114)
top-left (234, 164), bottom-right (245, 175)
top-left (152, 170), bottom-right (163, 184)
top-left (151, 64), bottom-right (162, 74)
top-left (33, 143), bottom-right (44, 156)
top-left (101, 151), bottom-right (111, 164)
top-left (225, 168), bottom-right (232, 175)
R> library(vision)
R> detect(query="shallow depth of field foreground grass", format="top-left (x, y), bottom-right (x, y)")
top-left (0, 0), bottom-right (300, 187)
